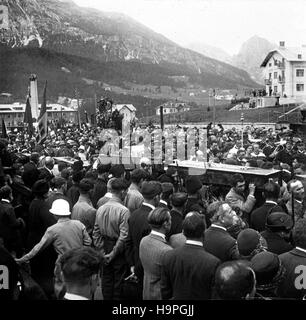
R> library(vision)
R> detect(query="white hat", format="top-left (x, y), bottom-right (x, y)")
top-left (78, 145), bottom-right (85, 151)
top-left (49, 199), bottom-right (71, 216)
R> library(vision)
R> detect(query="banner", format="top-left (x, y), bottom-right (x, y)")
top-left (36, 81), bottom-right (48, 144)
top-left (1, 118), bottom-right (7, 139)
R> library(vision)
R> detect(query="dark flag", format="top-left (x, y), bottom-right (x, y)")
top-left (24, 93), bottom-right (34, 137)
top-left (1, 118), bottom-right (7, 139)
top-left (85, 110), bottom-right (89, 124)
top-left (36, 81), bottom-right (48, 144)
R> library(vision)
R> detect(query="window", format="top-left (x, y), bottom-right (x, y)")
top-left (296, 69), bottom-right (304, 77)
top-left (296, 84), bottom-right (304, 91)
top-left (269, 73), bottom-right (272, 79)
top-left (269, 63), bottom-right (272, 67)
top-left (274, 72), bottom-right (278, 79)
top-left (274, 86), bottom-right (278, 93)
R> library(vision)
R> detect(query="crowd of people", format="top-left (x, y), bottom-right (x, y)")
top-left (0, 121), bottom-right (306, 300)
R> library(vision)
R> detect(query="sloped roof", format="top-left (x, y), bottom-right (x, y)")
top-left (261, 47), bottom-right (306, 67)
top-left (113, 104), bottom-right (136, 112)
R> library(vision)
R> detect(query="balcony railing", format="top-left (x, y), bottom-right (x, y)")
top-left (265, 79), bottom-right (272, 85)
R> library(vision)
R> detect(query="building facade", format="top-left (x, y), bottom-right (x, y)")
top-left (156, 102), bottom-right (191, 115)
top-left (0, 103), bottom-right (78, 127)
top-left (112, 104), bottom-right (136, 128)
top-left (261, 42), bottom-right (306, 101)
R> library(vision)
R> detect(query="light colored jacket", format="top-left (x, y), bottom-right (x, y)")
top-left (225, 188), bottom-right (256, 214)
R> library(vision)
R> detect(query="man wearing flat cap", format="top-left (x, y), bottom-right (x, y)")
top-left (261, 212), bottom-right (294, 255)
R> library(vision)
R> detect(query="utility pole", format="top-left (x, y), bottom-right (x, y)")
top-left (213, 89), bottom-right (216, 127)
top-left (241, 112), bottom-right (244, 148)
top-left (75, 88), bottom-right (81, 129)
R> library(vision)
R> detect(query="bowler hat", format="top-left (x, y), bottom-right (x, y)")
top-left (32, 179), bottom-right (49, 195)
top-left (251, 252), bottom-right (285, 289)
top-left (237, 228), bottom-right (260, 256)
top-left (185, 176), bottom-right (202, 194)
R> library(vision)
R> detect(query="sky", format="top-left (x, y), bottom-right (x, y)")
top-left (73, 0), bottom-right (306, 55)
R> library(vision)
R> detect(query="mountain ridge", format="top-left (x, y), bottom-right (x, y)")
top-left (0, 0), bottom-right (259, 102)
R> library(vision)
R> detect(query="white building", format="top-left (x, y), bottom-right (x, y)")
top-left (112, 104), bottom-right (136, 127)
top-left (261, 42), bottom-right (306, 101)
top-left (0, 103), bottom-right (77, 127)
top-left (156, 102), bottom-right (191, 115)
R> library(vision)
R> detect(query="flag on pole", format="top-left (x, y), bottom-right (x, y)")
top-left (36, 81), bottom-right (48, 144)
top-left (24, 89), bottom-right (34, 137)
top-left (1, 118), bottom-right (7, 139)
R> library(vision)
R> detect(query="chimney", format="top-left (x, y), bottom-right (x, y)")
top-left (29, 74), bottom-right (39, 120)
top-left (279, 41), bottom-right (285, 47)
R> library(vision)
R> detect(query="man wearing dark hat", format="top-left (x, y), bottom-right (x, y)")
top-left (125, 181), bottom-right (162, 296)
top-left (251, 251), bottom-right (286, 299)
top-left (161, 212), bottom-right (220, 300)
top-left (250, 181), bottom-right (285, 232)
top-left (93, 178), bottom-right (130, 300)
top-left (167, 192), bottom-right (188, 238)
top-left (204, 202), bottom-right (240, 262)
top-left (72, 179), bottom-right (96, 237)
top-left (278, 218), bottom-right (306, 299)
top-left (261, 212), bottom-right (294, 255)
top-left (184, 176), bottom-right (206, 222)
top-left (237, 228), bottom-right (267, 260)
